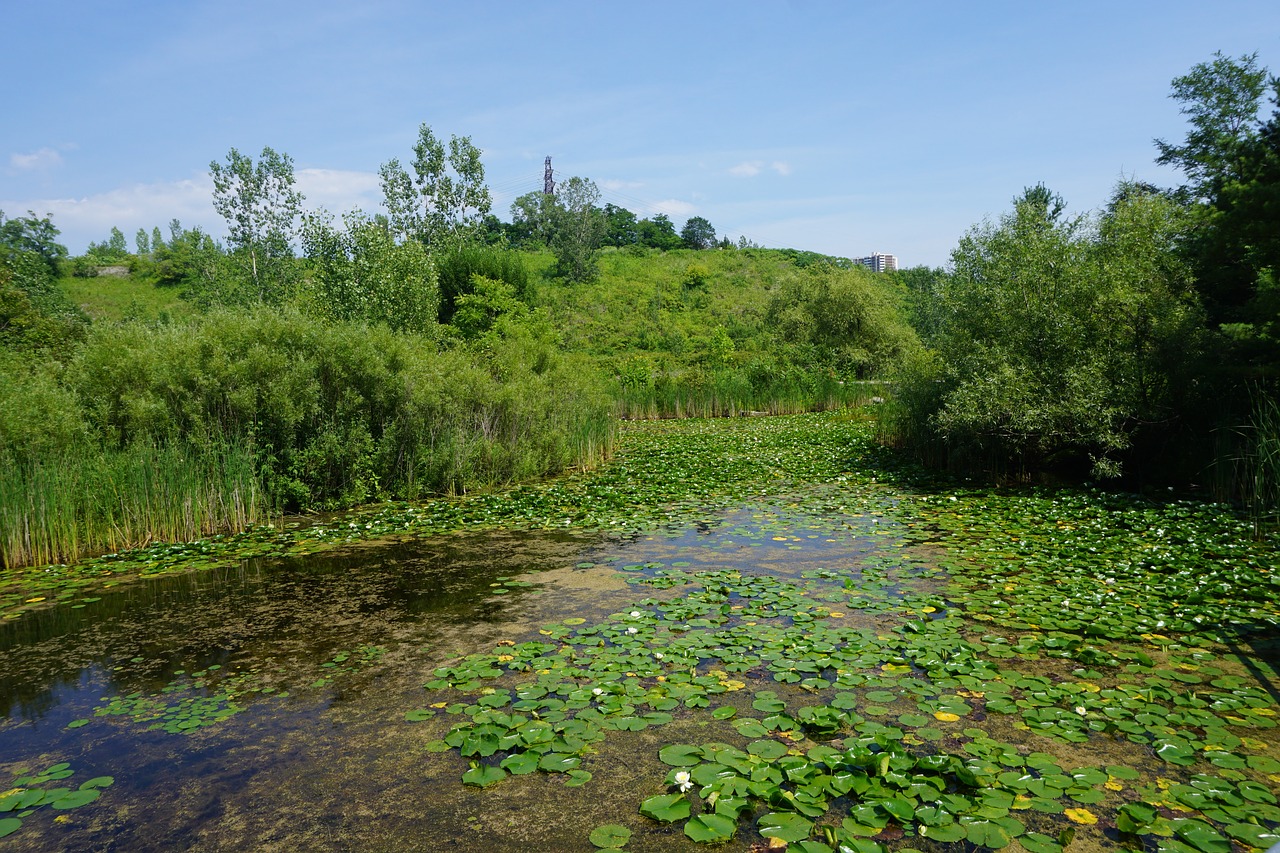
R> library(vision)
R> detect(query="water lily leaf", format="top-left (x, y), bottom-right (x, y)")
top-left (501, 752), bottom-right (539, 775)
top-left (0, 818), bottom-right (21, 838)
top-left (78, 776), bottom-right (114, 790)
top-left (640, 793), bottom-right (690, 823)
top-left (919, 823), bottom-right (965, 842)
top-left (758, 812), bottom-right (813, 842)
top-left (685, 812), bottom-right (737, 843)
top-left (712, 706), bottom-right (737, 720)
top-left (538, 753), bottom-right (581, 773)
top-left (1018, 832), bottom-right (1064, 853)
top-left (748, 740), bottom-right (788, 760)
top-left (565, 769), bottom-right (592, 787)
top-left (461, 764), bottom-right (506, 788)
top-left (1174, 821), bottom-right (1231, 853)
top-left (404, 709), bottom-right (435, 722)
top-left (965, 819), bottom-right (1012, 848)
top-left (50, 789), bottom-right (100, 809)
top-left (659, 744), bottom-right (703, 766)
top-left (1224, 823), bottom-right (1280, 849)
top-left (589, 824), bottom-right (632, 848)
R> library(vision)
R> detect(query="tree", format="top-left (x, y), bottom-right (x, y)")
top-left (680, 216), bottom-right (717, 250)
top-left (603, 204), bottom-right (639, 247)
top-left (508, 191), bottom-right (557, 247)
top-left (135, 228), bottom-right (150, 256)
top-left (549, 177), bottom-right (606, 283)
top-left (151, 226), bottom-right (165, 252)
top-left (1156, 54), bottom-right (1280, 364)
top-left (0, 210), bottom-right (67, 276)
top-left (379, 124), bottom-right (492, 248)
top-left (301, 211), bottom-right (439, 334)
top-left (898, 186), bottom-right (1204, 478)
top-left (637, 213), bottom-right (682, 250)
top-left (1155, 52), bottom-right (1270, 203)
top-left (209, 146), bottom-right (305, 304)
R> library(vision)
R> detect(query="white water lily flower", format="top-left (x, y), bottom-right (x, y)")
top-left (626, 626), bottom-right (638, 635)
top-left (1075, 706), bottom-right (1087, 716)
top-left (592, 687), bottom-right (604, 696)
top-left (654, 653), bottom-right (664, 660)
top-left (674, 770), bottom-right (693, 792)
top-left (630, 610), bottom-right (643, 618)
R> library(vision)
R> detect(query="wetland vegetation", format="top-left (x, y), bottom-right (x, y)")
top-left (0, 51), bottom-right (1279, 851)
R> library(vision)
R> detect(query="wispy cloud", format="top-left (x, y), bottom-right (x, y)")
top-left (654, 199), bottom-right (696, 218)
top-left (10, 148), bottom-right (63, 171)
top-left (729, 160), bottom-right (764, 177)
top-left (601, 178), bottom-right (644, 191)
top-left (295, 168), bottom-right (382, 213)
top-left (771, 161), bottom-right (792, 176)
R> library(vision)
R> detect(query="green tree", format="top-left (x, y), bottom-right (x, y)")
top-left (151, 226), bottom-right (165, 252)
top-left (1155, 51), bottom-right (1270, 203)
top-left (549, 177), bottom-right (606, 283)
top-left (209, 146), bottom-right (305, 304)
top-left (0, 210), bottom-right (68, 276)
top-left (107, 226), bottom-right (128, 256)
top-left (508, 191), bottom-right (557, 247)
top-left (603, 204), bottom-right (639, 247)
top-left (680, 216), bottom-right (717, 250)
top-left (379, 124), bottom-right (492, 248)
top-left (301, 210), bottom-right (439, 334)
top-left (899, 186), bottom-right (1204, 477)
top-left (135, 228), bottom-right (150, 256)
top-left (637, 213), bottom-right (683, 250)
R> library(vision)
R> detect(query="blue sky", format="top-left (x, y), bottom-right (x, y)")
top-left (3, 1), bottom-right (1278, 267)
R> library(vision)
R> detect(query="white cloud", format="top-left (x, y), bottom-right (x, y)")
top-left (295, 168), bottom-right (382, 213)
top-left (729, 161), bottom-right (764, 177)
top-left (771, 161), bottom-right (792, 176)
top-left (10, 148), bottom-right (63, 171)
top-left (653, 199), bottom-right (696, 218)
top-left (601, 179), bottom-right (644, 191)
top-left (2, 176), bottom-right (216, 252)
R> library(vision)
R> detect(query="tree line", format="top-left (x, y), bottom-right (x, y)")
top-left (886, 51), bottom-right (1279, 519)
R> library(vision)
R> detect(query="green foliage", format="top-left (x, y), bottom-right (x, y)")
top-left (0, 209), bottom-right (67, 276)
top-left (549, 177), bottom-right (607, 283)
top-left (450, 274), bottom-right (527, 340)
top-left (637, 213), bottom-right (683, 250)
top-left (893, 186), bottom-right (1204, 478)
top-left (379, 124), bottom-right (492, 249)
top-left (1155, 51), bottom-right (1270, 203)
top-left (680, 215), bottom-right (716, 250)
top-left (434, 243), bottom-right (531, 323)
top-left (301, 210), bottom-right (439, 333)
top-left (150, 221), bottom-right (225, 295)
top-left (66, 307), bottom-right (611, 511)
top-left (209, 146), bottom-right (304, 304)
top-left (765, 264), bottom-right (920, 378)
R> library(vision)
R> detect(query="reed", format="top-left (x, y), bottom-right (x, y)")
top-left (0, 441), bottom-right (263, 570)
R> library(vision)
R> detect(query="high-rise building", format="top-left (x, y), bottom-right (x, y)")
top-left (856, 253), bottom-right (898, 272)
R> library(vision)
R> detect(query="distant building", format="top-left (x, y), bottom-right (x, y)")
top-left (856, 253), bottom-right (897, 273)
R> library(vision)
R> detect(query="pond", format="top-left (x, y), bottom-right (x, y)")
top-left (1, 415), bottom-right (1278, 852)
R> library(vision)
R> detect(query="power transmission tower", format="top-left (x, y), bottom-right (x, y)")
top-left (544, 156), bottom-right (555, 196)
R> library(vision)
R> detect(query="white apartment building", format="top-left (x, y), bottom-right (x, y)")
top-left (856, 253), bottom-right (898, 272)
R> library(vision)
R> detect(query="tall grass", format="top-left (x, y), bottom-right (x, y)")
top-left (1215, 388), bottom-right (1280, 536)
top-left (0, 442), bottom-right (262, 570)
top-left (613, 366), bottom-right (886, 420)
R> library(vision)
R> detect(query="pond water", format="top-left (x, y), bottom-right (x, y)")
top-left (2, 480), bottom-right (1278, 852)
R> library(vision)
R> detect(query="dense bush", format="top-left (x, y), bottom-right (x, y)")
top-left (67, 306), bottom-right (611, 509)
